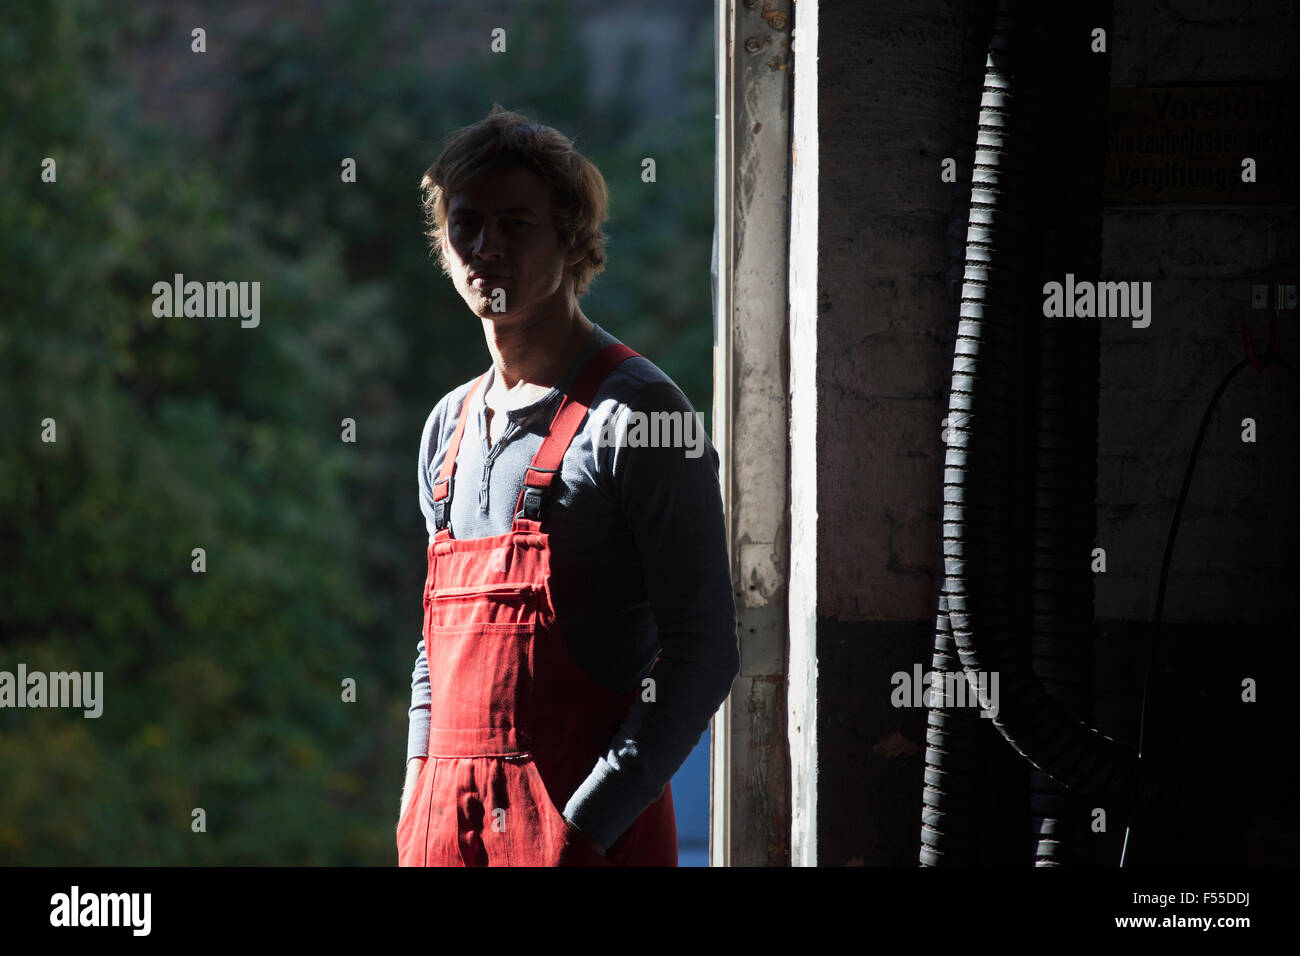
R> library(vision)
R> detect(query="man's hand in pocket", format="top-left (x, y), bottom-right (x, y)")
top-left (562, 814), bottom-right (607, 857)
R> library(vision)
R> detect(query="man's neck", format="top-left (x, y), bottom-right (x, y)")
top-left (482, 300), bottom-right (595, 396)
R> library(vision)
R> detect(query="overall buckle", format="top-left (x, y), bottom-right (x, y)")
top-left (522, 486), bottom-right (544, 519)
top-left (433, 476), bottom-right (453, 530)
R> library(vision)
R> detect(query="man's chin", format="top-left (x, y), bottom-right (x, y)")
top-left (470, 290), bottom-right (511, 312)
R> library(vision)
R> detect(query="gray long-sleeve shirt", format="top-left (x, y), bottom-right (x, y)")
top-left (407, 322), bottom-right (739, 851)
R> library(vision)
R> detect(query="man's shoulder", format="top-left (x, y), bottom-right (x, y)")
top-left (420, 372), bottom-right (485, 456)
top-left (593, 339), bottom-right (693, 413)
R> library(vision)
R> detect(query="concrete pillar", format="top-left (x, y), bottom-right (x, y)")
top-left (712, 0), bottom-right (795, 867)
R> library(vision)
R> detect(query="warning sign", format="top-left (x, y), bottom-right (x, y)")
top-left (1103, 85), bottom-right (1297, 204)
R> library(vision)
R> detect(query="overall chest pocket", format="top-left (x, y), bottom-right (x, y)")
top-left (425, 582), bottom-right (541, 628)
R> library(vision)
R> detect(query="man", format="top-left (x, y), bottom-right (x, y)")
top-left (397, 106), bottom-right (738, 866)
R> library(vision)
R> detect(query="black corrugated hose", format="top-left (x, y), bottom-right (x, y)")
top-left (921, 0), bottom-right (1179, 867)
top-left (923, 0), bottom-right (1002, 867)
top-left (1025, 0), bottom-right (1111, 867)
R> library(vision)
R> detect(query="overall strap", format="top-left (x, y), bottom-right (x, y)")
top-left (432, 371), bottom-right (490, 533)
top-left (515, 343), bottom-right (640, 529)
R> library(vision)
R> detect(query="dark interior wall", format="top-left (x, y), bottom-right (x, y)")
top-left (1091, 1), bottom-right (1299, 864)
top-left (814, 0), bottom-right (981, 865)
top-left (815, 0), bottom-right (1297, 865)
top-left (1096, 2), bottom-right (1299, 624)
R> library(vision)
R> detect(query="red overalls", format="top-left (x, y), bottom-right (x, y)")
top-left (397, 343), bottom-right (678, 867)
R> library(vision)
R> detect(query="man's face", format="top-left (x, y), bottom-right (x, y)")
top-left (441, 165), bottom-right (582, 323)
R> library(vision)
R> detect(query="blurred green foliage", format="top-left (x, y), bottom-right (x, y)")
top-left (0, 0), bottom-right (714, 863)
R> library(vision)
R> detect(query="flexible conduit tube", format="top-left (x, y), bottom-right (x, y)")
top-left (1027, 0), bottom-right (1111, 867)
top-left (921, 0), bottom-right (1001, 868)
top-left (924, 0), bottom-right (1051, 868)
top-left (922, 0), bottom-right (1173, 867)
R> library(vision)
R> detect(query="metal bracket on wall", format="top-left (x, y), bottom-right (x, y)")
top-left (1251, 283), bottom-right (1298, 310)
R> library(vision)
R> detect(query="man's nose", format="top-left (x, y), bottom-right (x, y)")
top-left (471, 220), bottom-right (505, 260)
